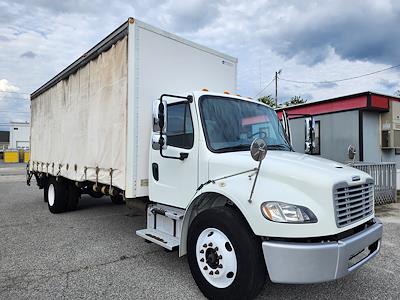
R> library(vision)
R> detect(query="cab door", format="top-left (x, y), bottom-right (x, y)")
top-left (149, 100), bottom-right (199, 208)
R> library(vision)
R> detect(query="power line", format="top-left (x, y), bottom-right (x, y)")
top-left (279, 64), bottom-right (400, 85)
top-left (254, 77), bottom-right (275, 98)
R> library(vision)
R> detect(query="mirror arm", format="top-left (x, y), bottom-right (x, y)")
top-left (160, 93), bottom-right (193, 103)
top-left (248, 160), bottom-right (263, 203)
top-left (158, 93), bottom-right (193, 161)
top-left (159, 148), bottom-right (189, 161)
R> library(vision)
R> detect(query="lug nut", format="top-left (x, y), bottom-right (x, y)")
top-left (208, 243), bottom-right (213, 247)
top-left (200, 249), bottom-right (204, 254)
top-left (218, 264), bottom-right (223, 269)
top-left (203, 266), bottom-right (208, 270)
top-left (214, 247), bottom-right (218, 251)
top-left (215, 270), bottom-right (220, 275)
top-left (200, 258), bottom-right (204, 262)
top-left (209, 271), bottom-right (214, 275)
top-left (203, 244), bottom-right (207, 248)
top-left (218, 255), bottom-right (222, 259)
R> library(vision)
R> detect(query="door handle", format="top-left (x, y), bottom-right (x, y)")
top-left (152, 163), bottom-right (159, 181)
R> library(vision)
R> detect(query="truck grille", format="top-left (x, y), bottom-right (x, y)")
top-left (333, 181), bottom-right (374, 228)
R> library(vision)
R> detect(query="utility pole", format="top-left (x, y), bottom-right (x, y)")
top-left (275, 69), bottom-right (281, 107)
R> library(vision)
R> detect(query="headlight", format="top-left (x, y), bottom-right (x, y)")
top-left (261, 201), bottom-right (317, 223)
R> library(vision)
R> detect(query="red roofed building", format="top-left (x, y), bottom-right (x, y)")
top-left (276, 91), bottom-right (400, 166)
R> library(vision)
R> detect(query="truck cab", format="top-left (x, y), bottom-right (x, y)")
top-left (139, 90), bottom-right (382, 299)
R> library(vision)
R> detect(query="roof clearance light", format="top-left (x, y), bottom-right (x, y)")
top-left (247, 97), bottom-right (253, 99)
top-left (224, 90), bottom-right (230, 94)
top-left (236, 94), bottom-right (241, 97)
top-left (202, 88), bottom-right (209, 92)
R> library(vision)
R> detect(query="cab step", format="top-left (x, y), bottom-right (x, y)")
top-left (136, 228), bottom-right (180, 251)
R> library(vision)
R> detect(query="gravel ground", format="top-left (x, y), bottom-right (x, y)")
top-left (0, 164), bottom-right (399, 299)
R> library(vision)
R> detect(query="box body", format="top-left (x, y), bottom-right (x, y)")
top-left (30, 19), bottom-right (237, 198)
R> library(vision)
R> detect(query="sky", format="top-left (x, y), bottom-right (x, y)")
top-left (0, 0), bottom-right (400, 129)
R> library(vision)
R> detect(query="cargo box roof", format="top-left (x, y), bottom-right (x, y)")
top-left (31, 18), bottom-right (237, 100)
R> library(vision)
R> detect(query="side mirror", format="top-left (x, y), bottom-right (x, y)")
top-left (348, 145), bottom-right (356, 161)
top-left (248, 138), bottom-right (268, 203)
top-left (152, 99), bottom-right (167, 150)
top-left (304, 117), bottom-right (315, 154)
top-left (152, 100), bottom-right (167, 133)
top-left (250, 138), bottom-right (267, 162)
top-left (152, 133), bottom-right (167, 150)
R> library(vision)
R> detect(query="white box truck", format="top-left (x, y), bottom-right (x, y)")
top-left (28, 18), bottom-right (382, 299)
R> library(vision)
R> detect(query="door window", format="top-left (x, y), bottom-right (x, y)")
top-left (167, 102), bottom-right (194, 149)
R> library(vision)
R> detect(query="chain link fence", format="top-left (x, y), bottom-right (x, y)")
top-left (353, 162), bottom-right (397, 205)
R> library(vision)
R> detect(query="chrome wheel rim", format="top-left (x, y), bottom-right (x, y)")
top-left (48, 183), bottom-right (55, 207)
top-left (196, 228), bottom-right (237, 288)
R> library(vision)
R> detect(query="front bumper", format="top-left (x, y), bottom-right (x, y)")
top-left (262, 218), bottom-right (383, 284)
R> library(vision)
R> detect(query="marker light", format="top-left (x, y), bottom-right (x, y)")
top-left (202, 88), bottom-right (209, 91)
top-left (224, 90), bottom-right (230, 94)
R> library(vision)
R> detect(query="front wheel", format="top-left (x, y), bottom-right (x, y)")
top-left (187, 206), bottom-right (266, 300)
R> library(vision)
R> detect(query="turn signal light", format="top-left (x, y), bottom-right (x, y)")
top-left (224, 90), bottom-right (230, 94)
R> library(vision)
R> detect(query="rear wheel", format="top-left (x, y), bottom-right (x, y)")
top-left (47, 177), bottom-right (68, 214)
top-left (66, 181), bottom-right (80, 211)
top-left (43, 178), bottom-right (49, 203)
top-left (187, 206), bottom-right (266, 300)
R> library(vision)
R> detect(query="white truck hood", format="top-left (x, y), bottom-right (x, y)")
top-left (209, 150), bottom-right (370, 186)
top-left (206, 150), bottom-right (373, 238)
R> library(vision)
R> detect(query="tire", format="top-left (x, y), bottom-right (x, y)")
top-left (187, 206), bottom-right (266, 300)
top-left (66, 181), bottom-right (80, 211)
top-left (110, 194), bottom-right (125, 205)
top-left (43, 178), bottom-right (49, 203)
top-left (47, 177), bottom-right (69, 214)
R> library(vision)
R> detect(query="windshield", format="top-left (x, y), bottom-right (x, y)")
top-left (199, 96), bottom-right (290, 153)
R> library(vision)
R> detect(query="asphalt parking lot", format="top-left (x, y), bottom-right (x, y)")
top-left (1, 163), bottom-right (399, 299)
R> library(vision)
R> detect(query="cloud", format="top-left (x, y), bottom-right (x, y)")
top-left (20, 51), bottom-right (36, 58)
top-left (262, 0), bottom-right (400, 66)
top-left (0, 79), bottom-right (30, 130)
top-left (0, 79), bottom-right (19, 92)
top-left (378, 79), bottom-right (398, 90)
top-left (0, 0), bottom-right (400, 119)
top-left (159, 0), bottom-right (221, 32)
top-left (313, 82), bottom-right (339, 89)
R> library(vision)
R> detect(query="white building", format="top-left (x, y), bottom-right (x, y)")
top-left (9, 121), bottom-right (30, 149)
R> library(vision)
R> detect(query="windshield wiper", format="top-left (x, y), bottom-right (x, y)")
top-left (216, 144), bottom-right (250, 152)
top-left (267, 144), bottom-right (291, 150)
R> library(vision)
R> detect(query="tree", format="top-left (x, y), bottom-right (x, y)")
top-left (395, 90), bottom-right (400, 97)
top-left (283, 95), bottom-right (307, 107)
top-left (258, 95), bottom-right (278, 108)
top-left (258, 95), bottom-right (307, 108)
